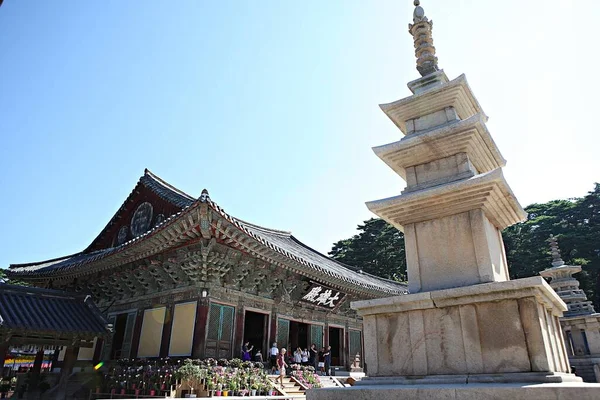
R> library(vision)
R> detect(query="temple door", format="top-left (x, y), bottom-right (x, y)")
top-left (120, 312), bottom-right (137, 358)
top-left (310, 325), bottom-right (323, 348)
top-left (277, 319), bottom-right (290, 351)
top-left (349, 330), bottom-right (362, 364)
top-left (205, 304), bottom-right (235, 358)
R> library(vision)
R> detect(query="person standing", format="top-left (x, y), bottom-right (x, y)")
top-left (241, 341), bottom-right (253, 361)
top-left (254, 350), bottom-right (264, 363)
top-left (309, 344), bottom-right (318, 372)
top-left (269, 342), bottom-right (279, 374)
top-left (293, 347), bottom-right (302, 364)
top-left (277, 348), bottom-right (288, 388)
top-left (301, 348), bottom-right (309, 365)
top-left (323, 345), bottom-right (332, 376)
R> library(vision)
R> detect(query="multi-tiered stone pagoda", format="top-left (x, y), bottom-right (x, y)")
top-left (541, 236), bottom-right (596, 316)
top-left (541, 236), bottom-right (600, 382)
top-left (310, 1), bottom-right (600, 399)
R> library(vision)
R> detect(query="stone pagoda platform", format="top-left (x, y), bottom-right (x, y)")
top-left (308, 1), bottom-right (600, 399)
top-left (541, 236), bottom-right (600, 382)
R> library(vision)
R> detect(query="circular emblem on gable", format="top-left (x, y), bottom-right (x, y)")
top-left (116, 226), bottom-right (128, 246)
top-left (155, 214), bottom-right (165, 227)
top-left (130, 202), bottom-right (154, 237)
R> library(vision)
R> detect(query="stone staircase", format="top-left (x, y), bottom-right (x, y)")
top-left (42, 372), bottom-right (99, 400)
top-left (318, 375), bottom-right (345, 388)
top-left (268, 375), bottom-right (306, 397)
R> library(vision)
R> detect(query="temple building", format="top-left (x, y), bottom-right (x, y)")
top-left (540, 236), bottom-right (600, 382)
top-left (6, 169), bottom-right (406, 368)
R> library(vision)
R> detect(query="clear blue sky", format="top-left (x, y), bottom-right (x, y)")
top-left (0, 0), bottom-right (598, 268)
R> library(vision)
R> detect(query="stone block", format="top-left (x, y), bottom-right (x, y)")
top-left (405, 208), bottom-right (510, 293)
top-left (352, 279), bottom-right (571, 379)
top-left (307, 383), bottom-right (600, 400)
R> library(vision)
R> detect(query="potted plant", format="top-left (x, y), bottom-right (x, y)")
top-left (0, 380), bottom-right (11, 399)
top-left (176, 360), bottom-right (202, 398)
top-left (229, 379), bottom-right (238, 396)
top-left (250, 382), bottom-right (258, 396)
top-left (206, 379), bottom-right (215, 397)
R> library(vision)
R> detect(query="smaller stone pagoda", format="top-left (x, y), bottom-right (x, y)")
top-left (541, 235), bottom-right (600, 382)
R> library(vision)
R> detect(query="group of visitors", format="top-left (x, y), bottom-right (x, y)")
top-left (242, 340), bottom-right (333, 386)
top-left (267, 342), bottom-right (332, 383)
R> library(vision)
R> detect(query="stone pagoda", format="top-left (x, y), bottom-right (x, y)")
top-left (309, 1), bottom-right (600, 399)
top-left (541, 235), bottom-right (596, 317)
top-left (541, 235), bottom-right (600, 382)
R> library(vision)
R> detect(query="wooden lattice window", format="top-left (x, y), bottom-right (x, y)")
top-left (310, 325), bottom-right (323, 348)
top-left (277, 318), bottom-right (290, 349)
top-left (205, 303), bottom-right (235, 358)
top-left (349, 330), bottom-right (362, 359)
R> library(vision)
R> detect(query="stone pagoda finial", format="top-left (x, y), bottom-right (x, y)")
top-left (548, 235), bottom-right (565, 267)
top-left (409, 0), bottom-right (439, 76)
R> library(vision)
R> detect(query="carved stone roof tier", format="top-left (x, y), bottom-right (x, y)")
top-left (7, 171), bottom-right (406, 297)
top-left (372, 113), bottom-right (506, 181)
top-left (0, 284), bottom-right (110, 346)
top-left (380, 74), bottom-right (486, 134)
top-left (366, 168), bottom-right (527, 232)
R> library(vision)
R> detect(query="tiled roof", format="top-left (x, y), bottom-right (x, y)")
top-left (8, 171), bottom-right (408, 295)
top-left (223, 217), bottom-right (406, 294)
top-left (83, 169), bottom-right (194, 252)
top-left (0, 284), bottom-right (110, 337)
top-left (140, 169), bottom-right (195, 208)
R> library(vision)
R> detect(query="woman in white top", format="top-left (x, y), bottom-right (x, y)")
top-left (294, 347), bottom-right (303, 364)
top-left (301, 348), bottom-right (309, 365)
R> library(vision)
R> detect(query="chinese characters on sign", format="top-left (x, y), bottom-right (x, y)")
top-left (301, 284), bottom-right (345, 308)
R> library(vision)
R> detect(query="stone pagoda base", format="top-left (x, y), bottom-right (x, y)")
top-left (354, 277), bottom-right (575, 381)
top-left (307, 382), bottom-right (600, 400)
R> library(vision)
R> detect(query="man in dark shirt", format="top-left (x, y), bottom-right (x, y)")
top-left (309, 343), bottom-right (318, 371)
top-left (323, 345), bottom-right (332, 376)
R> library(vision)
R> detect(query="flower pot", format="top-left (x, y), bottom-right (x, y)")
top-left (120, 388), bottom-right (126, 395)
top-left (150, 389), bottom-right (156, 396)
top-left (185, 395), bottom-right (197, 398)
top-left (251, 390), bottom-right (256, 396)
top-left (222, 390), bottom-right (229, 397)
top-left (215, 390), bottom-right (222, 396)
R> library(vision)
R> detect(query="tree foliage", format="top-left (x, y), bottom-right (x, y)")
top-left (329, 218), bottom-right (407, 282)
top-left (329, 184), bottom-right (600, 309)
top-left (0, 269), bottom-right (28, 287)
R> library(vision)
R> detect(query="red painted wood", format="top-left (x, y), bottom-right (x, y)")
top-left (128, 311), bottom-right (144, 359)
top-left (234, 306), bottom-right (245, 359)
top-left (192, 300), bottom-right (209, 359)
top-left (86, 184), bottom-right (184, 252)
top-left (159, 305), bottom-right (174, 358)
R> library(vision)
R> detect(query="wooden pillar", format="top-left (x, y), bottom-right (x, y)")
top-left (28, 349), bottom-right (45, 390)
top-left (0, 343), bottom-right (8, 376)
top-left (92, 338), bottom-right (104, 365)
top-left (324, 323), bottom-right (330, 348)
top-left (269, 309), bottom-right (277, 347)
top-left (56, 346), bottom-right (79, 400)
top-left (192, 299), bottom-right (209, 359)
top-left (234, 303), bottom-right (245, 358)
top-left (129, 310), bottom-right (144, 359)
top-left (159, 304), bottom-right (174, 358)
top-left (344, 327), bottom-right (350, 368)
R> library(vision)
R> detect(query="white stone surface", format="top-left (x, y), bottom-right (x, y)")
top-left (352, 279), bottom-right (570, 378)
top-left (373, 114), bottom-right (505, 182)
top-left (380, 74), bottom-right (487, 134)
top-left (307, 383), bottom-right (600, 400)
